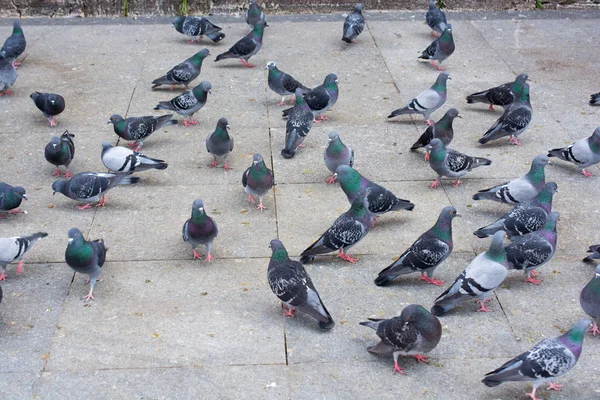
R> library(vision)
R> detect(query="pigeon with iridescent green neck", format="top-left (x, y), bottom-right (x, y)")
top-left (548, 127), bottom-right (600, 177)
top-left (467, 73), bottom-right (529, 111)
top-left (580, 265), bottom-right (600, 335)
top-left (426, 139), bottom-right (491, 188)
top-left (206, 117), bottom-right (234, 170)
top-left (419, 25), bottom-right (454, 71)
top-left (242, 154), bottom-right (274, 211)
top-left (342, 3), bottom-right (365, 44)
top-left (473, 154), bottom-right (550, 204)
top-left (388, 72), bottom-right (449, 125)
top-left (171, 16), bottom-right (225, 43)
top-left (155, 81), bottom-right (211, 127)
top-left (324, 131), bottom-right (354, 184)
top-left (505, 212), bottom-right (559, 285)
top-left (246, 0), bottom-right (267, 29)
top-left (65, 228), bottom-right (106, 302)
top-left (411, 108), bottom-right (460, 159)
top-left (0, 182), bottom-right (26, 216)
top-left (215, 21), bottom-right (267, 68)
top-left (483, 318), bottom-right (592, 400)
top-left (282, 73), bottom-right (339, 121)
top-left (432, 230), bottom-right (508, 316)
top-left (375, 206), bottom-right (459, 287)
top-left (44, 131), bottom-right (75, 178)
top-left (0, 56), bottom-right (16, 96)
top-left (0, 232), bottom-right (47, 281)
top-left (1, 21), bottom-right (26, 67)
top-left (426, 0), bottom-right (447, 36)
top-left (281, 88), bottom-right (313, 159)
top-left (152, 49), bottom-right (210, 89)
top-left (108, 114), bottom-right (176, 151)
top-left (266, 61), bottom-right (310, 106)
top-left (182, 199), bottom-right (218, 261)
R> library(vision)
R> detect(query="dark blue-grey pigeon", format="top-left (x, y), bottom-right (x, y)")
top-left (0, 182), bottom-right (26, 216)
top-left (0, 232), bottom-right (47, 280)
top-left (590, 93), bottom-right (600, 105)
top-left (152, 49), bottom-right (210, 89)
top-left (30, 92), bottom-right (65, 127)
top-left (215, 21), bottom-right (267, 67)
top-left (548, 127), bottom-right (600, 177)
top-left (266, 61), bottom-right (310, 106)
top-left (342, 3), bottom-right (365, 43)
top-left (0, 55), bottom-right (17, 95)
top-left (426, 0), bottom-right (447, 36)
top-left (584, 245), bottom-right (600, 263)
top-left (206, 117), bottom-right (234, 170)
top-left (388, 72), bottom-right (449, 125)
top-left (411, 108), bottom-right (460, 158)
top-left (154, 81), bottom-right (211, 127)
top-left (580, 265), bottom-right (600, 336)
top-left (242, 154), bottom-right (274, 211)
top-left (1, 21), bottom-right (25, 67)
top-left (467, 73), bottom-right (529, 111)
top-left (172, 16), bottom-right (225, 43)
top-left (324, 131), bottom-right (354, 184)
top-left (45, 131), bottom-right (75, 178)
top-left (282, 73), bottom-right (339, 121)
top-left (419, 25), bottom-right (454, 70)
top-left (281, 88), bottom-right (313, 159)
top-left (182, 199), bottom-right (218, 261)
top-left (108, 113), bottom-right (177, 151)
top-left (101, 143), bottom-right (167, 173)
top-left (246, 0), bottom-right (267, 29)
top-left (426, 138), bottom-right (492, 188)
top-left (65, 228), bottom-right (107, 302)
top-left (52, 172), bottom-right (139, 210)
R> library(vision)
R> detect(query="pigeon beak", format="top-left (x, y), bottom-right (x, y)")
top-left (208, 90), bottom-right (212, 94)
top-left (333, 173), bottom-right (338, 179)
top-left (457, 115), bottom-right (463, 119)
top-left (107, 121), bottom-right (112, 125)
top-left (547, 160), bottom-right (552, 165)
top-left (52, 191), bottom-right (56, 196)
top-left (226, 125), bottom-right (230, 130)
top-left (447, 76), bottom-right (452, 80)
top-left (68, 238), bottom-right (74, 244)
top-left (455, 213), bottom-right (462, 218)
top-left (335, 80), bottom-right (339, 83)
top-left (22, 194), bottom-right (28, 200)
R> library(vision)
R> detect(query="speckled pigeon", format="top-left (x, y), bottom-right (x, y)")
top-left (282, 73), bottom-right (339, 121)
top-left (65, 228), bottom-right (107, 302)
top-left (474, 182), bottom-right (557, 239)
top-left (419, 25), bottom-right (454, 70)
top-left (152, 49), bottom-right (210, 89)
top-left (580, 265), bottom-right (600, 335)
top-left (266, 61), bottom-right (310, 106)
top-left (467, 73), bottom-right (529, 111)
top-left (426, 138), bottom-right (491, 188)
top-left (584, 245), bottom-right (600, 263)
top-left (0, 56), bottom-right (17, 96)
top-left (52, 172), bottom-right (139, 210)
top-left (590, 93), bottom-right (600, 105)
top-left (411, 108), bottom-right (460, 159)
top-left (548, 127), bottom-right (600, 177)
top-left (154, 81), bottom-right (211, 127)
top-left (0, 232), bottom-right (47, 280)
top-left (1, 21), bottom-right (25, 67)
top-left (342, 3), bottom-right (365, 43)
top-left (388, 71), bottom-right (449, 125)
top-left (268, 239), bottom-right (334, 330)
top-left (171, 16), bottom-right (225, 43)
top-left (206, 117), bottom-right (234, 170)
top-left (375, 206), bottom-right (459, 287)
top-left (108, 113), bottom-right (176, 151)
top-left (360, 304), bottom-right (442, 375)
top-left (242, 153), bottom-right (274, 211)
top-left (246, 0), bottom-right (267, 29)
top-left (324, 131), bottom-right (354, 184)
top-left (215, 21), bottom-right (266, 68)
top-left (426, 0), bottom-right (447, 36)
top-left (0, 182), bottom-right (26, 216)
top-left (30, 92), bottom-right (65, 127)
top-left (432, 230), bottom-right (508, 316)
top-left (482, 318), bottom-right (591, 400)
top-left (45, 131), bottom-right (75, 178)
top-left (281, 88), bottom-right (313, 159)
top-left (101, 143), bottom-right (167, 173)
top-left (182, 199), bottom-right (218, 261)
top-left (473, 154), bottom-right (550, 204)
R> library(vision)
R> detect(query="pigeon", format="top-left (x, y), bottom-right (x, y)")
top-left (335, 165), bottom-right (414, 219)
top-left (30, 92), bottom-right (65, 127)
top-left (360, 304), bottom-right (442, 375)
top-left (0, 55), bottom-right (17, 96)
top-left (281, 88), bottom-right (313, 159)
top-left (282, 73), bottom-right (339, 121)
top-left (268, 239), bottom-right (334, 329)
top-left (52, 172), bottom-right (139, 210)
top-left (590, 93), bottom-right (600, 105)
top-left (206, 117), bottom-right (234, 170)
top-left (265, 61), bottom-right (310, 106)
top-left (547, 127), bottom-right (600, 177)
top-left (246, 0), bottom-right (267, 29)
top-left (108, 114), bottom-right (177, 151)
top-left (151, 49), bottom-right (210, 89)
top-left (479, 82), bottom-right (532, 145)
top-left (324, 131), bottom-right (354, 184)
top-left (65, 228), bottom-right (107, 302)
top-left (472, 154), bottom-right (550, 204)
top-left (411, 108), bottom-right (460, 158)
top-left (419, 24), bottom-right (455, 70)
top-left (1, 21), bottom-right (26, 67)
top-left (154, 81), bottom-right (211, 127)
top-left (425, 0), bottom-right (447, 36)
top-left (482, 318), bottom-right (592, 400)
top-left (101, 143), bottom-right (168, 173)
top-left (426, 138), bottom-right (492, 188)
top-left (432, 230), bottom-right (508, 316)
top-left (171, 16), bottom-right (225, 43)
top-left (215, 20), bottom-right (267, 68)
top-left (182, 199), bottom-right (218, 261)
top-left (375, 206), bottom-right (459, 287)
top-left (342, 3), bottom-right (365, 44)
top-left (466, 73), bottom-right (529, 111)
top-left (580, 265), bottom-right (600, 335)
top-left (44, 131), bottom-right (75, 178)
top-left (0, 232), bottom-right (47, 280)
top-left (388, 71), bottom-right (450, 125)
top-left (0, 182), bottom-right (26, 216)
top-left (473, 182), bottom-right (557, 239)
top-left (300, 189), bottom-right (372, 264)
top-left (505, 212), bottom-right (559, 285)
top-left (583, 245), bottom-right (600, 263)
top-left (242, 153), bottom-right (274, 211)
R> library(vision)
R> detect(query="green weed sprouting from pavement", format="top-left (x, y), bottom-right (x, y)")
top-left (535, 0), bottom-right (543, 9)
top-left (180, 0), bottom-right (189, 16)
top-left (436, 0), bottom-right (446, 9)
top-left (122, 0), bottom-right (128, 16)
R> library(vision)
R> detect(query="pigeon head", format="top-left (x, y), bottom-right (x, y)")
top-left (252, 153), bottom-right (263, 165)
top-left (191, 49), bottom-right (211, 63)
top-left (190, 199), bottom-right (208, 223)
top-left (171, 16), bottom-right (185, 32)
top-left (101, 142), bottom-right (113, 152)
top-left (447, 108), bottom-right (460, 119)
top-left (50, 136), bottom-right (61, 147)
top-left (107, 114), bottom-right (124, 125)
top-left (67, 227), bottom-right (83, 244)
top-left (216, 117), bottom-right (230, 130)
top-left (426, 138), bottom-right (446, 159)
top-left (401, 304), bottom-right (438, 329)
top-left (48, 94), bottom-right (59, 105)
top-left (334, 165), bottom-right (361, 191)
top-left (428, 0), bottom-right (436, 8)
top-left (249, 0), bottom-right (257, 4)
top-left (198, 81), bottom-right (212, 94)
top-left (324, 73), bottom-right (339, 86)
top-left (13, 20), bottom-right (23, 35)
top-left (328, 131), bottom-right (340, 142)
top-left (252, 20), bottom-right (267, 34)
top-left (192, 198), bottom-right (205, 211)
top-left (354, 3), bottom-right (363, 12)
top-left (487, 230), bottom-right (508, 264)
top-left (269, 239), bottom-right (289, 260)
top-left (265, 61), bottom-right (276, 70)
top-left (433, 71), bottom-right (451, 90)
top-left (12, 186), bottom-right (26, 200)
top-left (51, 179), bottom-right (67, 196)
top-left (29, 92), bottom-right (40, 101)
top-left (441, 206), bottom-right (460, 219)
top-left (561, 318), bottom-right (592, 353)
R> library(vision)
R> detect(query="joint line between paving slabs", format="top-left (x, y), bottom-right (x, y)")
top-left (468, 20), bottom-right (516, 75)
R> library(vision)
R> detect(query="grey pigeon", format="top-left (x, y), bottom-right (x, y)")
top-left (215, 21), bottom-right (267, 68)
top-left (44, 131), bottom-right (75, 178)
top-left (30, 92), bottom-right (65, 127)
top-left (1, 21), bottom-right (25, 67)
top-left (473, 154), bottom-right (550, 204)
top-left (342, 3), bottom-right (365, 44)
top-left (171, 16), bottom-right (225, 43)
top-left (505, 212), bottom-right (559, 285)
top-left (52, 172), bottom-right (139, 210)
top-left (152, 49), bottom-right (210, 89)
top-left (268, 239), bottom-right (334, 330)
top-left (281, 88), bottom-right (313, 159)
top-left (548, 127), bottom-right (600, 177)
top-left (242, 153), bottom-right (274, 211)
top-left (473, 182), bottom-right (557, 239)
top-left (419, 25), bottom-right (455, 70)
top-left (154, 81), bottom-right (211, 127)
top-left (482, 319), bottom-right (591, 400)
top-left (0, 55), bottom-right (17, 96)
top-left (590, 93), bottom-right (600, 105)
top-left (182, 199), bottom-right (218, 261)
top-left (246, 0), bottom-right (267, 29)
top-left (479, 82), bottom-right (532, 145)
top-left (375, 206), bottom-right (459, 287)
top-left (0, 182), bottom-right (26, 216)
top-left (426, 138), bottom-right (491, 188)
top-left (426, 0), bottom-right (447, 36)
top-left (324, 131), bottom-right (354, 184)
top-left (266, 61), bottom-right (310, 106)
top-left (108, 114), bottom-right (177, 151)
top-left (411, 108), bottom-right (460, 159)
top-left (300, 189), bottom-right (372, 264)
top-left (335, 165), bottom-right (414, 219)
top-left (431, 230), bottom-right (508, 316)
top-left (583, 245), bottom-right (600, 263)
top-left (65, 228), bottom-right (107, 302)
top-left (206, 117), bottom-right (234, 170)
top-left (0, 232), bottom-right (47, 280)
top-left (101, 142), bottom-right (167, 173)
top-left (282, 73), bottom-right (339, 121)
top-left (467, 73), bottom-right (529, 111)
top-left (360, 304), bottom-right (442, 375)
top-left (388, 71), bottom-right (450, 125)
top-left (580, 265), bottom-right (600, 335)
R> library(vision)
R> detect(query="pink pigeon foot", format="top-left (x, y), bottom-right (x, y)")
top-left (82, 290), bottom-right (95, 302)
top-left (316, 115), bottom-right (329, 121)
top-left (370, 216), bottom-right (378, 228)
top-left (392, 362), bottom-right (406, 375)
top-left (581, 169), bottom-right (593, 177)
top-left (526, 388), bottom-right (541, 400)
top-left (429, 179), bottom-right (439, 189)
top-left (451, 179), bottom-right (461, 187)
top-left (337, 249), bottom-right (357, 263)
top-left (8, 208), bottom-right (24, 214)
top-left (413, 354), bottom-right (430, 364)
top-left (424, 119), bottom-right (434, 126)
top-left (76, 204), bottom-right (92, 210)
top-left (197, 35), bottom-right (203, 43)
top-left (488, 104), bottom-right (495, 111)
top-left (431, 61), bottom-right (445, 71)
top-left (247, 194), bottom-right (255, 203)
top-left (65, 170), bottom-right (72, 179)
top-left (257, 201), bottom-right (265, 211)
top-left (282, 305), bottom-right (295, 317)
top-left (588, 322), bottom-right (600, 336)
top-left (126, 142), bottom-right (138, 149)
top-left (424, 152), bottom-right (430, 161)
top-left (430, 30), bottom-right (440, 37)
top-left (525, 271), bottom-right (542, 285)
top-left (509, 136), bottom-right (520, 145)
top-left (193, 249), bottom-right (203, 260)
top-left (53, 168), bottom-right (62, 176)
top-left (240, 59), bottom-right (256, 68)
top-left (419, 273), bottom-right (444, 286)
top-left (278, 99), bottom-right (286, 106)
top-left (476, 299), bottom-right (492, 312)
top-left (15, 260), bottom-right (24, 275)
top-left (205, 252), bottom-right (214, 262)
top-left (208, 159), bottom-right (218, 168)
top-left (49, 117), bottom-right (57, 127)
top-left (0, 271), bottom-right (7, 281)
top-left (95, 196), bottom-right (106, 207)
top-left (12, 61), bottom-right (21, 68)
top-left (223, 162), bottom-right (232, 171)
top-left (325, 175), bottom-right (337, 184)
top-left (546, 382), bottom-right (564, 391)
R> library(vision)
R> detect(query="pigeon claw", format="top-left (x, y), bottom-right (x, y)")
top-left (223, 162), bottom-right (232, 171)
top-left (526, 389), bottom-right (541, 400)
top-left (49, 116), bottom-right (57, 127)
top-left (15, 261), bottom-right (23, 275)
top-left (325, 175), bottom-right (337, 184)
top-left (53, 168), bottom-right (62, 176)
top-left (65, 170), bottom-right (72, 179)
top-left (257, 201), bottom-right (266, 211)
top-left (581, 169), bottom-right (593, 177)
top-left (0, 271), bottom-right (7, 281)
top-left (337, 249), bottom-right (357, 263)
top-left (413, 354), bottom-right (430, 364)
top-left (205, 252), bottom-right (214, 262)
top-left (192, 250), bottom-right (203, 260)
top-left (247, 194), bottom-right (255, 203)
top-left (82, 291), bottom-right (95, 302)
top-left (208, 159), bottom-right (218, 168)
top-left (451, 179), bottom-right (461, 187)
top-left (392, 362), bottom-right (406, 375)
top-left (429, 179), bottom-right (439, 189)
top-left (240, 59), bottom-right (256, 68)
top-left (525, 271), bottom-right (542, 285)
top-left (488, 104), bottom-right (495, 111)
top-left (588, 322), bottom-right (600, 336)
top-left (76, 204), bottom-right (92, 210)
top-left (126, 142), bottom-right (138, 149)
top-left (282, 304), bottom-right (295, 317)
top-left (476, 299), bottom-right (492, 312)
top-left (546, 382), bottom-right (564, 392)
top-left (508, 136), bottom-right (520, 146)
top-left (95, 196), bottom-right (106, 207)
top-left (424, 119), bottom-right (434, 126)
top-left (418, 274), bottom-right (444, 286)
top-left (424, 152), bottom-right (430, 161)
